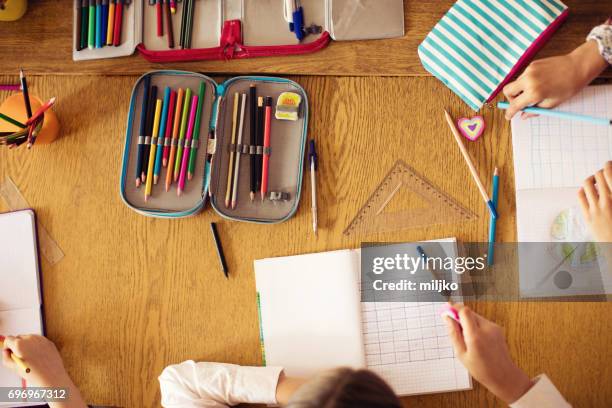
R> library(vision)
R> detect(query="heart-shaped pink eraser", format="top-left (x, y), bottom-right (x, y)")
top-left (457, 116), bottom-right (485, 142)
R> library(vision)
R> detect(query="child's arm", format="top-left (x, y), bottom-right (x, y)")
top-left (1, 335), bottom-right (87, 408)
top-left (502, 21), bottom-right (611, 120)
top-left (445, 305), bottom-right (571, 407)
top-left (578, 161), bottom-right (612, 243)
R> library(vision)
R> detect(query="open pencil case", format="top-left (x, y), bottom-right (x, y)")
top-left (73, 0), bottom-right (404, 62)
top-left (418, 0), bottom-right (569, 111)
top-left (120, 70), bottom-right (309, 222)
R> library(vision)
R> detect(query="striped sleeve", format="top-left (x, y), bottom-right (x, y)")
top-left (587, 21), bottom-right (612, 65)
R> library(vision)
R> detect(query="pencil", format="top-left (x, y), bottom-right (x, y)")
top-left (225, 93), bottom-right (240, 208)
top-left (497, 101), bottom-right (611, 126)
top-left (487, 168), bottom-right (499, 266)
top-left (154, 87), bottom-right (171, 184)
top-left (76, 0), bottom-right (83, 51)
top-left (255, 97), bottom-right (264, 195)
top-left (24, 97), bottom-right (56, 127)
top-left (101, 0), bottom-right (108, 47)
top-left (184, 0), bottom-right (195, 49)
top-left (95, 0), bottom-right (102, 48)
top-left (156, 0), bottom-right (163, 37)
top-left (145, 99), bottom-right (163, 202)
top-left (249, 85), bottom-right (257, 201)
top-left (113, 0), bottom-right (124, 46)
top-left (80, 0), bottom-right (89, 50)
top-left (210, 222), bottom-right (228, 279)
top-left (231, 94), bottom-right (247, 208)
top-left (178, 94), bottom-right (199, 196)
top-left (106, 0), bottom-right (115, 45)
top-left (166, 88), bottom-right (184, 191)
top-left (142, 85), bottom-right (158, 182)
top-left (88, 0), bottom-right (95, 49)
top-left (162, 90), bottom-right (177, 168)
top-left (0, 336), bottom-right (30, 374)
top-left (0, 112), bottom-right (26, 129)
top-left (170, 0), bottom-right (177, 14)
top-left (164, 0), bottom-right (174, 48)
top-left (444, 109), bottom-right (498, 219)
top-left (187, 82), bottom-right (206, 180)
top-left (260, 97), bottom-right (272, 201)
top-left (19, 69), bottom-right (32, 119)
top-left (174, 88), bottom-right (192, 182)
top-left (135, 76), bottom-right (150, 187)
top-left (179, 0), bottom-right (188, 48)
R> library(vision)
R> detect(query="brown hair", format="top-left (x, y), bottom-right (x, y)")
top-left (286, 368), bottom-right (402, 408)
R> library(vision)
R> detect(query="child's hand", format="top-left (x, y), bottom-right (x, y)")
top-left (502, 40), bottom-right (608, 120)
top-left (578, 161), bottom-right (612, 243)
top-left (444, 305), bottom-right (533, 404)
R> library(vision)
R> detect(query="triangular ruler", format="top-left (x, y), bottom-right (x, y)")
top-left (343, 160), bottom-right (477, 236)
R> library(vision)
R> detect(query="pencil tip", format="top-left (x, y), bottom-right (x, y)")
top-left (231, 201), bottom-right (236, 209)
top-left (494, 167), bottom-right (499, 176)
top-left (163, 158), bottom-right (167, 167)
top-left (225, 199), bottom-right (229, 208)
top-left (144, 195), bottom-right (149, 202)
top-left (188, 173), bottom-right (193, 181)
top-left (250, 192), bottom-right (254, 201)
top-left (165, 184), bottom-right (170, 192)
top-left (136, 179), bottom-right (141, 188)
top-left (154, 175), bottom-right (159, 185)
top-left (141, 173), bottom-right (146, 183)
top-left (177, 189), bottom-right (182, 197)
top-left (19, 68), bottom-right (24, 78)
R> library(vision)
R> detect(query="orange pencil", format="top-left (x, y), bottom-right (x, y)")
top-left (166, 88), bottom-right (184, 191)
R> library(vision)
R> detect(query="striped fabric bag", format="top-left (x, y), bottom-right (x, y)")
top-left (418, 0), bottom-right (569, 111)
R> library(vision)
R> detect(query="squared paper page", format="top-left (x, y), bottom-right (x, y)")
top-left (254, 250), bottom-right (365, 377)
top-left (0, 308), bottom-right (44, 405)
top-left (361, 239), bottom-right (471, 395)
top-left (0, 210), bottom-right (41, 312)
top-left (512, 84), bottom-right (612, 191)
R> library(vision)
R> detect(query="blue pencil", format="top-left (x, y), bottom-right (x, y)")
top-left (154, 87), bottom-right (171, 184)
top-left (101, 0), bottom-right (108, 47)
top-left (497, 101), bottom-right (611, 126)
top-left (487, 168), bottom-right (499, 266)
top-left (95, 0), bottom-right (102, 48)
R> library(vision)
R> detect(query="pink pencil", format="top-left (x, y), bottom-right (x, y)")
top-left (177, 94), bottom-right (199, 196)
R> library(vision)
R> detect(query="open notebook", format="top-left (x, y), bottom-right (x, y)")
top-left (511, 84), bottom-right (612, 296)
top-left (254, 239), bottom-right (471, 396)
top-left (0, 210), bottom-right (45, 407)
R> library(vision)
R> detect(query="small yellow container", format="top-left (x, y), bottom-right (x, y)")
top-left (0, 0), bottom-right (27, 22)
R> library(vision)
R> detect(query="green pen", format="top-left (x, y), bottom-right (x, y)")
top-left (174, 87), bottom-right (192, 181)
top-left (187, 82), bottom-right (206, 179)
top-left (88, 0), bottom-right (96, 49)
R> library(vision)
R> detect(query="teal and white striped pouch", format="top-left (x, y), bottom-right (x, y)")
top-left (418, 0), bottom-right (569, 111)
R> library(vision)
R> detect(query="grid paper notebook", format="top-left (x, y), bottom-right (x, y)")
top-left (418, 0), bottom-right (568, 110)
top-left (0, 210), bottom-right (44, 407)
top-left (255, 241), bottom-right (471, 396)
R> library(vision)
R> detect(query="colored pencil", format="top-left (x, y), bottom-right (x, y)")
top-left (18, 69), bottom-right (32, 119)
top-left (156, 0), bottom-right (163, 37)
top-left (164, 0), bottom-right (174, 48)
top-left (497, 101), bottom-right (611, 126)
top-left (24, 97), bottom-right (56, 127)
top-left (487, 168), bottom-right (499, 266)
top-left (255, 97), bottom-right (264, 194)
top-left (162, 90), bottom-right (177, 167)
top-left (225, 93), bottom-right (240, 208)
top-left (170, 0), bottom-right (177, 14)
top-left (1, 336), bottom-right (30, 374)
top-left (0, 84), bottom-right (20, 91)
top-left (95, 0), bottom-right (102, 48)
top-left (184, 0), bottom-right (195, 49)
top-left (210, 223), bottom-right (228, 279)
top-left (260, 97), bottom-right (272, 201)
top-left (135, 76), bottom-right (150, 187)
top-left (107, 0), bottom-right (115, 45)
top-left (76, 0), bottom-right (83, 51)
top-left (145, 99), bottom-right (163, 202)
top-left (444, 109), bottom-right (498, 219)
top-left (113, 0), bottom-right (124, 46)
top-left (166, 88), bottom-right (184, 191)
top-left (154, 87), bottom-right (171, 184)
top-left (178, 94), bottom-right (199, 196)
top-left (179, 0), bottom-right (188, 48)
top-left (188, 82), bottom-right (206, 180)
top-left (101, 0), bottom-right (108, 47)
top-left (230, 94), bottom-right (247, 208)
top-left (174, 88), bottom-right (192, 181)
top-left (249, 85), bottom-right (257, 201)
top-left (0, 112), bottom-right (26, 129)
top-left (142, 85), bottom-right (158, 182)
top-left (88, 0), bottom-right (96, 49)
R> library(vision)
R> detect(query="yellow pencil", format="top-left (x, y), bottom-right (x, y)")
top-left (224, 93), bottom-right (240, 208)
top-left (1, 337), bottom-right (30, 373)
top-left (145, 99), bottom-right (163, 202)
top-left (106, 0), bottom-right (116, 45)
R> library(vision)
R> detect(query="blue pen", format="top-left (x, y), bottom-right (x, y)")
top-left (154, 87), bottom-right (171, 183)
top-left (497, 101), bottom-right (611, 126)
top-left (95, 0), bottom-right (102, 48)
top-left (487, 168), bottom-right (499, 266)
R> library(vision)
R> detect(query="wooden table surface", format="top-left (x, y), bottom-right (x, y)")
top-left (1, 73), bottom-right (611, 408)
top-left (0, 0), bottom-right (610, 76)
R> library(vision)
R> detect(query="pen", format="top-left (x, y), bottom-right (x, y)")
top-left (487, 168), bottom-right (499, 265)
top-left (309, 139), bottom-right (318, 235)
top-left (210, 222), bottom-right (229, 279)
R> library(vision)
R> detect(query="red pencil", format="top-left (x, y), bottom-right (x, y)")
top-left (25, 97), bottom-right (56, 127)
top-left (113, 0), bottom-right (124, 46)
top-left (260, 97), bottom-right (272, 201)
top-left (156, 0), bottom-right (163, 36)
top-left (162, 90), bottom-right (176, 167)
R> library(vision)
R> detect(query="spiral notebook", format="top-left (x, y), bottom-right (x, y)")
top-left (0, 209), bottom-right (45, 407)
top-left (254, 240), bottom-right (471, 396)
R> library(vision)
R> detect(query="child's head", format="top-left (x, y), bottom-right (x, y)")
top-left (286, 368), bottom-right (402, 408)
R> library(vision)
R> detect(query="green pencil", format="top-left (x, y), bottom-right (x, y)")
top-left (174, 87), bottom-right (192, 181)
top-left (187, 82), bottom-right (206, 180)
top-left (0, 112), bottom-right (26, 129)
top-left (88, 0), bottom-right (96, 49)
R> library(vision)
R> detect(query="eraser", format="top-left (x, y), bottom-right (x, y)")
top-left (275, 92), bottom-right (302, 121)
top-left (439, 304), bottom-right (460, 323)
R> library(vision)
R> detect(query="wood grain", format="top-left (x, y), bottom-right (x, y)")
top-left (0, 0), bottom-right (610, 76)
top-left (0, 75), bottom-right (610, 408)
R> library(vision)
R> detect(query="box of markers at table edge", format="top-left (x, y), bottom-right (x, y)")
top-left (72, 0), bottom-right (405, 62)
top-left (119, 70), bottom-right (309, 223)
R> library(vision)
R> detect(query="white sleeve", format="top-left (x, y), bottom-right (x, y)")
top-left (159, 360), bottom-right (284, 408)
top-left (509, 374), bottom-right (571, 408)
